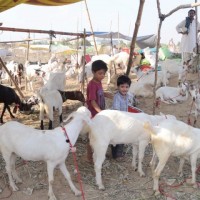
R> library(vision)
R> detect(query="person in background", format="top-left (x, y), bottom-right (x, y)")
top-left (86, 60), bottom-right (113, 162)
top-left (176, 9), bottom-right (200, 63)
top-left (113, 45), bottom-right (119, 55)
top-left (111, 75), bottom-right (135, 161)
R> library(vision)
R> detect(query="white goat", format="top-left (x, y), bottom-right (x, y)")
top-left (189, 85), bottom-right (200, 126)
top-left (42, 71), bottom-right (66, 90)
top-left (144, 119), bottom-right (200, 195)
top-left (0, 106), bottom-right (91, 200)
top-left (78, 54), bottom-right (112, 84)
top-left (83, 109), bottom-right (176, 190)
top-left (110, 51), bottom-right (129, 72)
top-left (24, 61), bottom-right (44, 91)
top-left (38, 87), bottom-right (63, 130)
top-left (156, 82), bottom-right (189, 104)
top-left (132, 67), bottom-right (170, 87)
top-left (129, 81), bottom-right (154, 98)
top-left (178, 61), bottom-right (190, 84)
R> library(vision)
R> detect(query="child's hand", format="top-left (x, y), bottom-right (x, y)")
top-left (104, 92), bottom-right (113, 99)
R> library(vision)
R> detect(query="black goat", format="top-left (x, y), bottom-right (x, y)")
top-left (58, 90), bottom-right (85, 105)
top-left (0, 84), bottom-right (32, 123)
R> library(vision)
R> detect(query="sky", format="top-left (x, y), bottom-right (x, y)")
top-left (0, 0), bottom-right (198, 45)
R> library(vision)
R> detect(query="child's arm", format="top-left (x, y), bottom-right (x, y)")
top-left (104, 91), bottom-right (113, 99)
top-left (91, 100), bottom-right (102, 113)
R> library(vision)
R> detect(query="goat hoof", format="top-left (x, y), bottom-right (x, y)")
top-left (75, 190), bottom-right (81, 196)
top-left (98, 185), bottom-right (105, 190)
top-left (139, 172), bottom-right (145, 177)
top-left (11, 184), bottom-right (19, 191)
top-left (49, 194), bottom-right (57, 200)
top-left (154, 190), bottom-right (160, 196)
top-left (15, 178), bottom-right (22, 184)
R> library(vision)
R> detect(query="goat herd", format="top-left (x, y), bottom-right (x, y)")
top-left (1, 53), bottom-right (200, 200)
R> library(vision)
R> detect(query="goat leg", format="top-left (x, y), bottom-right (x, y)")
top-left (2, 150), bottom-right (19, 191)
top-left (6, 104), bottom-right (15, 119)
top-left (47, 162), bottom-right (57, 200)
top-left (59, 163), bottom-right (81, 196)
top-left (1, 104), bottom-right (7, 123)
top-left (59, 114), bottom-right (63, 123)
top-left (48, 120), bottom-right (53, 130)
top-left (40, 120), bottom-right (44, 130)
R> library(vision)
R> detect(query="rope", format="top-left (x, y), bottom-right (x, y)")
top-left (0, 186), bottom-right (12, 199)
top-left (158, 163), bottom-right (200, 199)
top-left (61, 126), bottom-right (85, 200)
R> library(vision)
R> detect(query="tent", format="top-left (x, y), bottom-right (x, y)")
top-left (87, 31), bottom-right (157, 49)
top-left (0, 0), bottom-right (82, 13)
top-left (135, 34), bottom-right (157, 49)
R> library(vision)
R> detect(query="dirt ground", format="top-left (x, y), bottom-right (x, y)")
top-left (1, 67), bottom-right (200, 200)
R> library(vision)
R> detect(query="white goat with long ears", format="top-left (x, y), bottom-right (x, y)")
top-left (0, 106), bottom-right (91, 200)
top-left (144, 119), bottom-right (200, 195)
top-left (82, 109), bottom-right (176, 190)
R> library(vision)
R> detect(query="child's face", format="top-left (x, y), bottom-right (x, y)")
top-left (93, 69), bottom-right (106, 82)
top-left (118, 83), bottom-right (130, 96)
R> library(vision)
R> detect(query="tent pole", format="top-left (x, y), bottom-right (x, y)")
top-left (84, 0), bottom-right (98, 55)
top-left (26, 32), bottom-right (30, 61)
top-left (126, 0), bottom-right (145, 76)
top-left (118, 12), bottom-right (120, 51)
top-left (81, 29), bottom-right (86, 93)
top-left (25, 32), bottom-right (30, 91)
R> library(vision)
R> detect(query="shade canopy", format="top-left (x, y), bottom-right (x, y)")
top-left (0, 0), bottom-right (82, 13)
top-left (86, 31), bottom-right (157, 48)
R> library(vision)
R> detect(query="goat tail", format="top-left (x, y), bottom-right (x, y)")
top-left (143, 122), bottom-right (156, 136)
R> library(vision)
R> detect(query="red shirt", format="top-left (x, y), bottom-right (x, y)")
top-left (86, 80), bottom-right (105, 117)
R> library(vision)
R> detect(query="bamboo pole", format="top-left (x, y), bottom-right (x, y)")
top-left (118, 12), bottom-right (120, 51)
top-left (26, 32), bottom-right (30, 61)
top-left (0, 26), bottom-right (91, 37)
top-left (126, 0), bottom-right (145, 76)
top-left (195, 0), bottom-right (198, 54)
top-left (81, 29), bottom-right (86, 93)
top-left (84, 0), bottom-right (98, 55)
top-left (0, 58), bottom-right (24, 98)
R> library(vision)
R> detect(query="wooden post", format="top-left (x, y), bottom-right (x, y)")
top-left (26, 32), bottom-right (30, 61)
top-left (126, 0), bottom-right (145, 76)
top-left (118, 12), bottom-right (120, 51)
top-left (81, 29), bottom-right (86, 93)
top-left (84, 0), bottom-right (98, 55)
top-left (0, 57), bottom-right (24, 98)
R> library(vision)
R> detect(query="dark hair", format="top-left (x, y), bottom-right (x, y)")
top-left (92, 60), bottom-right (108, 72)
top-left (117, 75), bottom-right (131, 87)
top-left (188, 9), bottom-right (195, 14)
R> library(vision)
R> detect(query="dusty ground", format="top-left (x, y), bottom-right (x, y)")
top-left (1, 67), bottom-right (200, 200)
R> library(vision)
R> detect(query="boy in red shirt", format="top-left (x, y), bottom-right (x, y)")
top-left (86, 60), bottom-right (112, 162)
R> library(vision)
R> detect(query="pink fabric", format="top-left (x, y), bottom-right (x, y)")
top-left (86, 80), bottom-right (105, 117)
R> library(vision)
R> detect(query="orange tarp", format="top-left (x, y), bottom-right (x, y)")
top-left (0, 0), bottom-right (82, 13)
